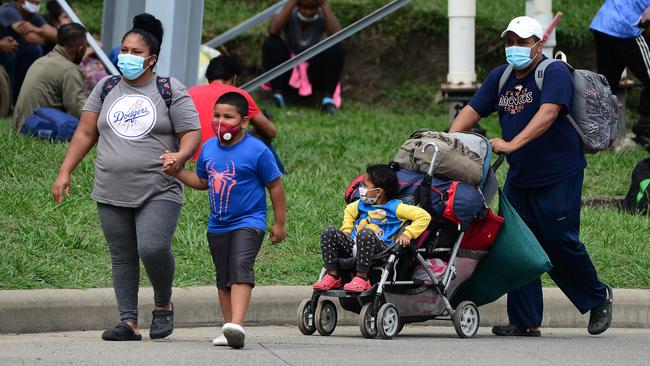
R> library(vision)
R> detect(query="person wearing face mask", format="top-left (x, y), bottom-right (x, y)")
top-left (262, 0), bottom-right (344, 114)
top-left (52, 13), bottom-right (201, 342)
top-left (11, 22), bottom-right (87, 132)
top-left (449, 16), bottom-right (613, 338)
top-left (312, 164), bottom-right (431, 293)
top-left (0, 0), bottom-right (57, 104)
top-left (161, 92), bottom-right (286, 348)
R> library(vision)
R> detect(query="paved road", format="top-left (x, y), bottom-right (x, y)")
top-left (1, 326), bottom-right (648, 366)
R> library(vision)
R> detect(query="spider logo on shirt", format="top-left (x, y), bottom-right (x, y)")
top-left (206, 160), bottom-right (238, 220)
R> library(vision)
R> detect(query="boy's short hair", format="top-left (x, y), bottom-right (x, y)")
top-left (216, 92), bottom-right (249, 118)
top-left (366, 164), bottom-right (399, 199)
top-left (206, 55), bottom-right (242, 83)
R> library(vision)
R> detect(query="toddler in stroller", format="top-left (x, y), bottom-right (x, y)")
top-left (312, 164), bottom-right (432, 293)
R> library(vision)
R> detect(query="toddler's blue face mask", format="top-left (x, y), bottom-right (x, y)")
top-left (117, 54), bottom-right (153, 80)
top-left (504, 41), bottom-right (540, 70)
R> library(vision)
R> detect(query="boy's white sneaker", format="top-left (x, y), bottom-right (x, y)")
top-left (212, 333), bottom-right (228, 346)
top-left (222, 323), bottom-right (245, 349)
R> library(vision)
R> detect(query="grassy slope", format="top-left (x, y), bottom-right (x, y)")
top-left (1, 106), bottom-right (648, 289)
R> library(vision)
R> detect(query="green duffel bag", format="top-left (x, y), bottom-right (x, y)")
top-left (451, 189), bottom-right (552, 307)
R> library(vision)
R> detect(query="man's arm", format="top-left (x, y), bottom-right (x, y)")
top-left (12, 21), bottom-right (46, 44)
top-left (449, 105), bottom-right (482, 132)
top-left (320, 0), bottom-right (341, 36)
top-left (250, 113), bottom-right (277, 140)
top-left (490, 103), bottom-right (562, 154)
top-left (269, 0), bottom-right (299, 36)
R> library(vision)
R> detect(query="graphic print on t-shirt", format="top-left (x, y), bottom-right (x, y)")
top-left (106, 94), bottom-right (157, 139)
top-left (498, 84), bottom-right (534, 115)
top-left (206, 159), bottom-right (238, 220)
top-left (354, 208), bottom-right (388, 238)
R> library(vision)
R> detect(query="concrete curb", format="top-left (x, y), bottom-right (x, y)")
top-left (1, 287), bottom-right (648, 333)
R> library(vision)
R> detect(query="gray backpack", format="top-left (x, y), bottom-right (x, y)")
top-left (498, 59), bottom-right (619, 153)
top-left (393, 129), bottom-right (484, 186)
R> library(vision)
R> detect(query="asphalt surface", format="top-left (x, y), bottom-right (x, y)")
top-left (1, 325), bottom-right (648, 366)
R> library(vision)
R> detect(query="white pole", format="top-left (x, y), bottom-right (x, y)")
top-left (447, 0), bottom-right (476, 85)
top-left (526, 0), bottom-right (555, 57)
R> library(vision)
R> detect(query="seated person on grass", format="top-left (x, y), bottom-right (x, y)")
top-left (263, 0), bottom-right (344, 114)
top-left (11, 23), bottom-right (87, 133)
top-left (0, 0), bottom-right (57, 104)
top-left (312, 164), bottom-right (431, 293)
top-left (188, 55), bottom-right (284, 172)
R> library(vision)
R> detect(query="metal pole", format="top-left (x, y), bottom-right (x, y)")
top-left (526, 0), bottom-right (555, 57)
top-left (204, 0), bottom-right (289, 49)
top-left (241, 0), bottom-right (412, 92)
top-left (447, 0), bottom-right (476, 85)
top-left (55, 0), bottom-right (120, 75)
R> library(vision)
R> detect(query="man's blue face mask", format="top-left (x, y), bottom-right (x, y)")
top-left (504, 41), bottom-right (540, 70)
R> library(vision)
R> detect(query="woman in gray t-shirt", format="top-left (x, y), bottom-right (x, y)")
top-left (52, 13), bottom-right (200, 341)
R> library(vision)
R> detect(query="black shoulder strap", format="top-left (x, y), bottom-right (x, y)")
top-left (100, 75), bottom-right (122, 104)
top-left (156, 76), bottom-right (173, 109)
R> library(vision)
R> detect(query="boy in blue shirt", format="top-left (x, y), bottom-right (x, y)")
top-left (449, 16), bottom-right (612, 338)
top-left (162, 92), bottom-right (286, 349)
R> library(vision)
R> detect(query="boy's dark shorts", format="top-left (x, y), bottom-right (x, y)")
top-left (207, 227), bottom-right (264, 290)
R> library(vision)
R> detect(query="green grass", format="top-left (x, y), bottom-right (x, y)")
top-left (1, 104), bottom-right (648, 290)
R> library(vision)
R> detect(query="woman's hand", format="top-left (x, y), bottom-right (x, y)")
top-left (396, 234), bottom-right (411, 247)
top-left (160, 150), bottom-right (183, 176)
top-left (52, 172), bottom-right (71, 203)
top-left (269, 222), bottom-right (286, 244)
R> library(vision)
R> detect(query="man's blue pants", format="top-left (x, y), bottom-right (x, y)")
top-left (504, 171), bottom-right (607, 327)
top-left (0, 44), bottom-right (43, 104)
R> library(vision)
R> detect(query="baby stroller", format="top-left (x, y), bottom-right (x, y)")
top-left (297, 132), bottom-right (504, 339)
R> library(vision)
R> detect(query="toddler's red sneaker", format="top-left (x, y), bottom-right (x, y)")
top-left (312, 274), bottom-right (343, 291)
top-left (343, 276), bottom-right (371, 293)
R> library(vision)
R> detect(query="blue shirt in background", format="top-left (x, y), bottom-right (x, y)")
top-left (197, 134), bottom-right (282, 233)
top-left (469, 57), bottom-right (586, 188)
top-left (590, 0), bottom-right (650, 38)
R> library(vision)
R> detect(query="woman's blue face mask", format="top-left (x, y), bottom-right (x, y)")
top-left (117, 54), bottom-right (153, 80)
top-left (505, 41), bottom-right (540, 70)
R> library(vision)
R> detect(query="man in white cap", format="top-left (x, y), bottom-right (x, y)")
top-left (449, 16), bottom-right (613, 337)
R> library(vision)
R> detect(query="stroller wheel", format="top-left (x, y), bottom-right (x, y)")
top-left (377, 303), bottom-right (400, 339)
top-left (297, 299), bottom-right (316, 335)
top-left (453, 301), bottom-right (480, 338)
top-left (315, 300), bottom-right (337, 336)
top-left (359, 303), bottom-right (378, 339)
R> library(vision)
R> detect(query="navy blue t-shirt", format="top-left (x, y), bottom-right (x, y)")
top-left (469, 58), bottom-right (587, 188)
top-left (0, 3), bottom-right (45, 43)
top-left (197, 134), bottom-right (282, 233)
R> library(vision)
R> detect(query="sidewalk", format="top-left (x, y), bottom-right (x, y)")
top-left (1, 286), bottom-right (648, 333)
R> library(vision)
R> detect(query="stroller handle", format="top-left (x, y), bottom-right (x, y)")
top-left (421, 141), bottom-right (440, 176)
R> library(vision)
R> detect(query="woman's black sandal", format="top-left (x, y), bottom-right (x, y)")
top-left (101, 322), bottom-right (142, 341)
top-left (150, 303), bottom-right (174, 339)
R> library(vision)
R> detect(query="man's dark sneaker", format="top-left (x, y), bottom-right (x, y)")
top-left (150, 304), bottom-right (174, 339)
top-left (492, 325), bottom-right (541, 337)
top-left (101, 322), bottom-right (142, 341)
top-left (588, 285), bottom-right (613, 335)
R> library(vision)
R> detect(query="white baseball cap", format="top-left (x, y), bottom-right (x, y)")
top-left (500, 16), bottom-right (544, 40)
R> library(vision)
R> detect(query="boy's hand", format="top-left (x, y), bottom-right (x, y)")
top-left (160, 150), bottom-right (182, 175)
top-left (396, 234), bottom-right (411, 247)
top-left (269, 222), bottom-right (286, 244)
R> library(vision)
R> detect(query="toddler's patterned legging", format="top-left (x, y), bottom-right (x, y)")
top-left (320, 226), bottom-right (386, 273)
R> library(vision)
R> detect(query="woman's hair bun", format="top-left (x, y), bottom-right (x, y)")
top-left (388, 161), bottom-right (401, 171)
top-left (132, 13), bottom-right (163, 47)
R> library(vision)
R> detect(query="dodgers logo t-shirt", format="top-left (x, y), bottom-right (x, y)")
top-left (83, 75), bottom-right (200, 207)
top-left (197, 134), bottom-right (282, 233)
top-left (469, 57), bottom-right (587, 188)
